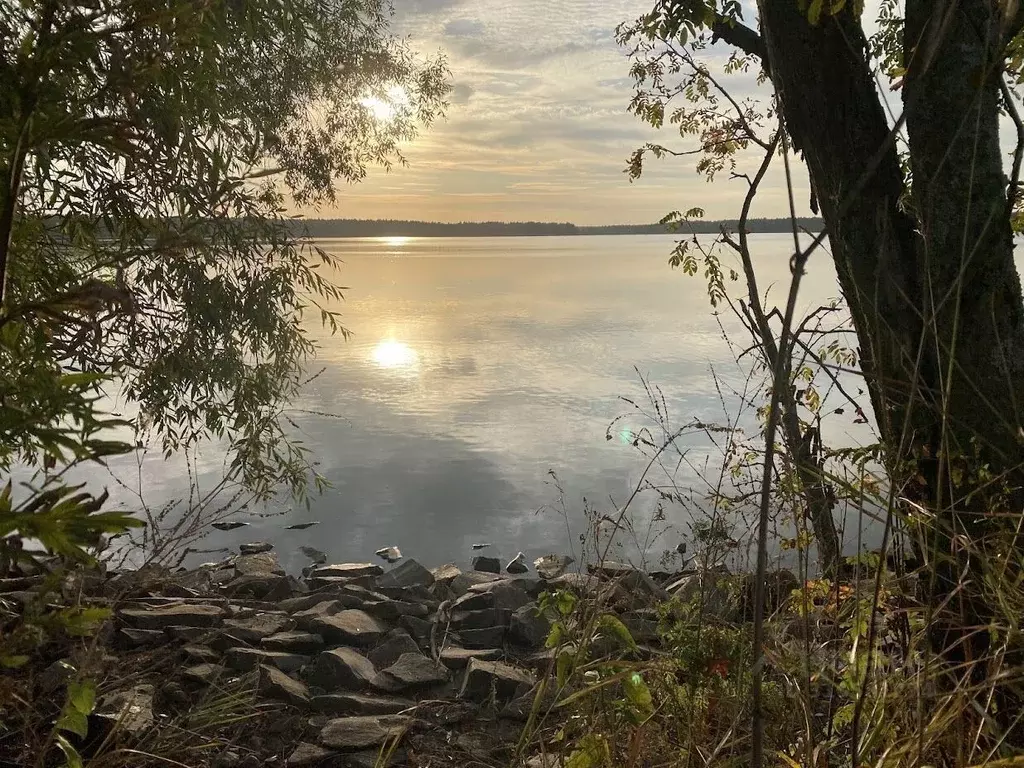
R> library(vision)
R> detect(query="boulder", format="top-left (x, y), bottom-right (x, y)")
top-left (239, 542), bottom-right (274, 555)
top-left (509, 605), bottom-right (551, 648)
top-left (373, 653), bottom-right (449, 691)
top-left (367, 629), bottom-right (421, 669)
top-left (430, 563), bottom-right (462, 583)
top-left (463, 581), bottom-right (533, 610)
top-left (398, 615), bottom-right (432, 640)
top-left (182, 663), bottom-right (224, 684)
top-left (450, 570), bottom-right (503, 597)
top-left (455, 626), bottom-right (506, 649)
top-left (318, 715), bottom-right (411, 750)
top-left (118, 603), bottom-right (224, 630)
top-left (459, 659), bottom-right (534, 705)
top-left (534, 554), bottom-right (574, 580)
top-left (471, 556), bottom-right (501, 574)
top-left (439, 647), bottom-right (502, 670)
top-left (263, 631), bottom-right (325, 654)
top-left (506, 556), bottom-right (528, 575)
top-left (283, 593), bottom-right (352, 614)
top-left (307, 648), bottom-right (376, 691)
top-left (360, 598), bottom-right (428, 622)
top-left (259, 664), bottom-right (309, 707)
top-left (225, 648), bottom-right (308, 674)
top-left (221, 614), bottom-right (292, 645)
top-left (310, 693), bottom-right (415, 716)
top-left (220, 574), bottom-right (287, 599)
top-left (285, 742), bottom-right (340, 767)
top-left (182, 644), bottom-right (220, 663)
top-left (311, 564), bottom-right (384, 580)
top-left (293, 601), bottom-right (344, 631)
top-left (234, 551), bottom-right (283, 577)
top-left (450, 609), bottom-right (512, 631)
top-left (375, 559), bottom-right (434, 589)
top-left (307, 610), bottom-right (388, 647)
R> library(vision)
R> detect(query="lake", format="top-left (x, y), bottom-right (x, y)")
top-left (99, 233), bottom-right (879, 574)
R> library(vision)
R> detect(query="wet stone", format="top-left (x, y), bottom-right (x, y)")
top-left (375, 559), bottom-right (435, 590)
top-left (367, 629), bottom-right (420, 670)
top-left (471, 556), bottom-right (501, 574)
top-left (239, 542), bottom-right (274, 555)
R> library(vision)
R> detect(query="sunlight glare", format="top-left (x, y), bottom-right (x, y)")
top-left (360, 85), bottom-right (411, 123)
top-left (372, 339), bottom-right (418, 369)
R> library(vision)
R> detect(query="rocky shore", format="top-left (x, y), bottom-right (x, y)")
top-left (0, 542), bottom-right (798, 767)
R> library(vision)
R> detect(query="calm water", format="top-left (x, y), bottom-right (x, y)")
top-left (99, 234), bottom-right (879, 573)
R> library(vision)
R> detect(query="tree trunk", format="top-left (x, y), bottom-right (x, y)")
top-left (755, 0), bottom-right (1024, 682)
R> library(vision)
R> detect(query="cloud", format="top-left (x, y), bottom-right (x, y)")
top-left (444, 18), bottom-right (486, 37)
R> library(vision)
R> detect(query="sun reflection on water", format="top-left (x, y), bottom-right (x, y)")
top-left (372, 339), bottom-right (419, 369)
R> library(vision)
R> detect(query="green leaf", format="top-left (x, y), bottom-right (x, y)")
top-left (545, 622), bottom-right (565, 649)
top-left (596, 614), bottom-right (637, 651)
top-left (61, 607), bottom-right (112, 637)
top-left (57, 708), bottom-right (88, 738)
top-left (68, 680), bottom-right (97, 716)
top-left (807, 0), bottom-right (824, 24)
top-left (0, 654), bottom-right (30, 669)
top-left (566, 734), bottom-right (610, 768)
top-left (556, 648), bottom-right (574, 689)
top-left (622, 672), bottom-right (654, 719)
top-left (55, 734), bottom-right (84, 768)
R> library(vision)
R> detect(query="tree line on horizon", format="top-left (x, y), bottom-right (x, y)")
top-left (290, 216), bottom-right (824, 237)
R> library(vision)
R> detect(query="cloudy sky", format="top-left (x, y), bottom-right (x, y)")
top-left (306, 0), bottom-right (815, 225)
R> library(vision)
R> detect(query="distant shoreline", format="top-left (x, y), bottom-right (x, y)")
top-left (291, 217), bottom-right (824, 239)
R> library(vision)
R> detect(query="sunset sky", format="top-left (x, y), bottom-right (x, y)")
top-left (305, 0), bottom-right (815, 225)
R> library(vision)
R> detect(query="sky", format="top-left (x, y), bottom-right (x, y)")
top-left (301, 0), bottom-right (816, 225)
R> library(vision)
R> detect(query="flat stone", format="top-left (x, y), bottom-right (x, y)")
top-left (239, 542), bottom-right (274, 555)
top-left (450, 570), bottom-right (504, 597)
top-left (431, 564), bottom-right (462, 583)
top-left (311, 693), bottom-right (415, 716)
top-left (466, 578), bottom-right (540, 601)
top-left (509, 605), bottom-right (551, 648)
top-left (95, 684), bottom-right (154, 736)
top-left (451, 608), bottom-right (512, 631)
top-left (459, 659), bottom-right (534, 705)
top-left (263, 631), bottom-right (325, 654)
top-left (285, 742), bottom-right (341, 767)
top-left (319, 715), bottom-right (411, 750)
top-left (456, 626), bottom-right (506, 649)
top-left (367, 630), bottom-right (421, 669)
top-left (375, 559), bottom-right (434, 589)
top-left (118, 628), bottom-right (168, 647)
top-left (225, 648), bottom-right (308, 673)
top-left (373, 653), bottom-right (449, 691)
top-left (182, 644), bottom-right (221, 663)
top-left (118, 603), bottom-right (224, 630)
top-left (166, 625), bottom-right (215, 642)
top-left (398, 615), bottom-right (432, 640)
top-left (235, 551), bottom-right (283, 576)
top-left (307, 648), bottom-right (376, 691)
top-left (221, 574), bottom-right (291, 599)
top-left (471, 556), bottom-right (501, 574)
top-left (534, 555), bottom-right (574, 580)
top-left (360, 599), bottom-right (428, 622)
top-left (294, 601), bottom-right (344, 630)
top-left (548, 572), bottom-right (603, 597)
top-left (311, 564), bottom-right (384, 580)
top-left (308, 610), bottom-right (388, 647)
top-left (222, 614), bottom-right (292, 644)
top-left (259, 664), bottom-right (309, 707)
top-left (284, 593), bottom-right (352, 614)
top-left (439, 647), bottom-right (503, 670)
top-left (182, 663), bottom-right (224, 684)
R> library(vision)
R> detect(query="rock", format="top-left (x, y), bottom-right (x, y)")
top-left (373, 653), bottom-right (449, 691)
top-left (239, 542), bottom-right (274, 555)
top-left (294, 601), bottom-right (344, 630)
top-left (308, 610), bottom-right (388, 647)
top-left (668, 572), bottom-right (742, 620)
top-left (259, 664), bottom-right (309, 707)
top-left (456, 626), bottom-right (506, 649)
top-left (285, 742), bottom-right (341, 767)
top-left (221, 574), bottom-right (286, 599)
top-left (311, 564), bottom-right (383, 580)
top-left (534, 554), bottom-right (574, 580)
top-left (284, 594), bottom-right (349, 614)
top-left (373, 546), bottom-right (402, 564)
top-left (506, 552), bottom-right (528, 574)
top-left (183, 644), bottom-right (220, 663)
top-left (548, 572), bottom-right (603, 598)
top-left (95, 684), bottom-right (154, 736)
top-left (509, 605), bottom-right (551, 648)
top-left (286, 742), bottom-right (344, 767)
top-left (225, 648), bottom-right (308, 674)
top-left (459, 659), bottom-right (534, 705)
top-left (319, 715), bottom-right (411, 750)
top-left (439, 647), bottom-right (502, 670)
top-left (311, 693), bottom-right (415, 716)
top-left (463, 581), bottom-right (533, 610)
top-left (221, 614), bottom-right (292, 645)
top-left (451, 609), bottom-right (512, 631)
top-left (342, 748), bottom-right (408, 768)
top-left (235, 551), bottom-right (283, 577)
top-left (431, 563), bottom-right (461, 583)
top-left (471, 556), bottom-right (501, 574)
top-left (450, 570), bottom-right (503, 596)
top-left (118, 603), bottom-right (224, 630)
top-left (307, 648), bottom-right (376, 691)
top-left (182, 663), bottom-right (224, 684)
top-left (376, 559), bottom-right (434, 589)
top-left (361, 598), bottom-right (428, 622)
top-left (367, 630), bottom-right (421, 669)
top-left (398, 615), bottom-right (431, 640)
top-left (588, 563), bottom-right (670, 601)
top-left (118, 628), bottom-right (168, 648)
top-left (166, 625), bottom-right (215, 642)
top-left (263, 631), bottom-right (325, 654)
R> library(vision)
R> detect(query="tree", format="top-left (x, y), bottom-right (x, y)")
top-left (0, 0), bottom-right (450, 498)
top-left (620, 0), bottom-right (1024, 747)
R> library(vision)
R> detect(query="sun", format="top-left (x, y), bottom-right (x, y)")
top-left (360, 85), bottom-right (411, 123)
top-left (372, 339), bottom-right (418, 368)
